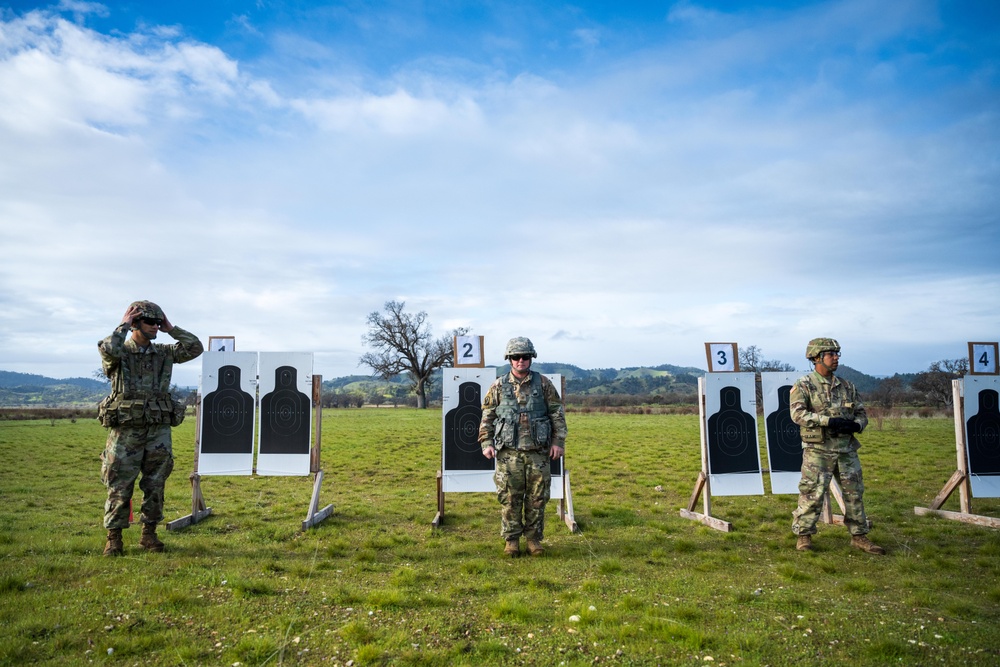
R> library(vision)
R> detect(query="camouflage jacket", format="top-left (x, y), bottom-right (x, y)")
top-left (789, 370), bottom-right (867, 452)
top-left (478, 371), bottom-right (567, 451)
top-left (99, 322), bottom-right (204, 401)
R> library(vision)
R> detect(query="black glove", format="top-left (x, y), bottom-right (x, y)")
top-left (828, 417), bottom-right (861, 435)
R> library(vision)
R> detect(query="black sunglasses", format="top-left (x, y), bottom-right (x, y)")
top-left (508, 355), bottom-right (532, 362)
top-left (140, 317), bottom-right (163, 326)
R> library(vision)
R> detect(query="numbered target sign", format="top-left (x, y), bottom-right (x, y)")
top-left (705, 342), bottom-right (739, 372)
top-left (969, 342), bottom-right (999, 375)
top-left (207, 336), bottom-right (236, 352)
top-left (454, 335), bottom-right (484, 368)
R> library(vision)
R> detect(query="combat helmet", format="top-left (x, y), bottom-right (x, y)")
top-left (805, 337), bottom-right (840, 361)
top-left (504, 337), bottom-right (537, 360)
top-left (129, 300), bottom-right (165, 323)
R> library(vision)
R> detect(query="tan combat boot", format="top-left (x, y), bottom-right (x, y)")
top-left (504, 539), bottom-right (520, 558)
top-left (139, 523), bottom-right (164, 552)
top-left (795, 535), bottom-right (813, 552)
top-left (526, 539), bottom-right (545, 557)
top-left (850, 534), bottom-right (886, 555)
top-left (103, 528), bottom-right (123, 557)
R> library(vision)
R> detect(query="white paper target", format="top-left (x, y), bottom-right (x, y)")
top-left (198, 351), bottom-right (257, 476)
top-left (441, 370), bottom-right (564, 499)
top-left (761, 372), bottom-right (803, 494)
top-left (704, 373), bottom-right (764, 496)
top-left (257, 352), bottom-right (313, 476)
top-left (964, 375), bottom-right (1000, 497)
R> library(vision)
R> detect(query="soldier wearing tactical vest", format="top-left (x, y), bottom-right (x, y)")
top-left (479, 337), bottom-right (567, 557)
top-left (97, 301), bottom-right (204, 556)
top-left (789, 337), bottom-right (885, 555)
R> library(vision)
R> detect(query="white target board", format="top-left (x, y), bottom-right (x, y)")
top-left (198, 351), bottom-right (258, 476)
top-left (442, 368), bottom-right (496, 492)
top-left (256, 352), bottom-right (313, 476)
top-left (441, 370), bottom-right (564, 499)
top-left (761, 372), bottom-right (803, 494)
top-left (704, 373), bottom-right (764, 496)
top-left (963, 375), bottom-right (1000, 497)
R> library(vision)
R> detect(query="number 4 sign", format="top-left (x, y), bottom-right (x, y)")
top-left (454, 335), bottom-right (485, 368)
top-left (705, 342), bottom-right (740, 373)
top-left (968, 342), bottom-right (999, 375)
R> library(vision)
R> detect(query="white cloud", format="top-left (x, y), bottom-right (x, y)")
top-left (0, 2), bottom-right (997, 386)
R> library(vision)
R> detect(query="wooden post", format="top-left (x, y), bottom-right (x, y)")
top-left (431, 470), bottom-right (444, 528)
top-left (953, 379), bottom-right (972, 513)
top-left (302, 375), bottom-right (334, 530)
top-left (311, 376), bottom-right (323, 473)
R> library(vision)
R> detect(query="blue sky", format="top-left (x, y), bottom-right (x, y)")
top-left (1, 0), bottom-right (998, 387)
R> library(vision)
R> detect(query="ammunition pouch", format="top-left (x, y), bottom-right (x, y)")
top-left (800, 425), bottom-right (825, 445)
top-left (169, 396), bottom-right (186, 426)
top-left (530, 416), bottom-right (552, 447)
top-left (96, 394), bottom-right (181, 428)
top-left (495, 418), bottom-right (514, 450)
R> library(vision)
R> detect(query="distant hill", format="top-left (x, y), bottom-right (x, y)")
top-left (1, 363), bottom-right (897, 407)
top-left (0, 371), bottom-right (109, 407)
top-left (0, 370), bottom-right (107, 391)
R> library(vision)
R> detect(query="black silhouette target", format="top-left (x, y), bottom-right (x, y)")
top-left (444, 382), bottom-right (493, 471)
top-left (259, 365), bottom-right (310, 455)
top-left (967, 388), bottom-right (1000, 475)
top-left (707, 385), bottom-right (760, 475)
top-left (201, 365), bottom-right (255, 454)
top-left (765, 384), bottom-right (802, 473)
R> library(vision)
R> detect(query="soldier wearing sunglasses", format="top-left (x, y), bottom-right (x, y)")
top-left (97, 300), bottom-right (203, 556)
top-left (479, 337), bottom-right (567, 557)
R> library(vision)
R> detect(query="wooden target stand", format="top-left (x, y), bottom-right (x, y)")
top-left (914, 378), bottom-right (1000, 529)
top-left (681, 375), bottom-right (854, 532)
top-left (167, 375), bottom-right (334, 532)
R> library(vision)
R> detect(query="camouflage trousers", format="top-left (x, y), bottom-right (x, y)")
top-left (792, 447), bottom-right (869, 537)
top-left (494, 448), bottom-right (551, 541)
top-left (100, 424), bottom-right (174, 530)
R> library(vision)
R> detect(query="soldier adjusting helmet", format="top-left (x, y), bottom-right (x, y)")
top-left (805, 337), bottom-right (840, 361)
top-left (504, 336), bottom-right (537, 360)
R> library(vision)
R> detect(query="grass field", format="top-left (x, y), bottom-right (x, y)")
top-left (1, 409), bottom-right (999, 666)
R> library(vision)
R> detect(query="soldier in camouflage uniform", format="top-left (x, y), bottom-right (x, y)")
top-left (97, 301), bottom-right (203, 556)
top-left (789, 337), bottom-right (885, 555)
top-left (479, 337), bottom-right (567, 557)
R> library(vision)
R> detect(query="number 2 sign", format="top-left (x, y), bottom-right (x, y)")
top-left (454, 335), bottom-right (485, 368)
top-left (968, 342), bottom-right (999, 375)
top-left (705, 342), bottom-right (740, 373)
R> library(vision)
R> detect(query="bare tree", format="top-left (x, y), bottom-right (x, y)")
top-left (360, 300), bottom-right (469, 409)
top-left (869, 376), bottom-right (904, 410)
top-left (738, 345), bottom-right (797, 411)
top-left (912, 358), bottom-right (968, 407)
top-left (738, 345), bottom-right (796, 374)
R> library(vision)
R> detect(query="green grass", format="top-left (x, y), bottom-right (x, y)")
top-left (1, 411), bottom-right (999, 665)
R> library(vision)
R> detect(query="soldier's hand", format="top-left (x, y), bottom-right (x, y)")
top-left (482, 446), bottom-right (495, 460)
top-left (159, 313), bottom-right (174, 332)
top-left (828, 417), bottom-right (860, 434)
top-left (549, 445), bottom-right (564, 460)
top-left (122, 304), bottom-right (142, 326)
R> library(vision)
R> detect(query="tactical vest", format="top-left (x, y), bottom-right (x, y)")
top-left (494, 372), bottom-right (552, 451)
top-left (97, 348), bottom-right (183, 428)
top-left (798, 374), bottom-right (854, 446)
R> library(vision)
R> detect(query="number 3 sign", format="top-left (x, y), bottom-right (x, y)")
top-left (968, 342), bottom-right (999, 375)
top-left (705, 342), bottom-right (740, 373)
top-left (454, 335), bottom-right (485, 368)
